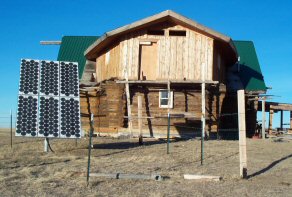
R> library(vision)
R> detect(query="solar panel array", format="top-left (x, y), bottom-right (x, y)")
top-left (16, 59), bottom-right (81, 138)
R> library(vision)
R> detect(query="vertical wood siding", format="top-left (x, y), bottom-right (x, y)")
top-left (95, 24), bottom-right (214, 82)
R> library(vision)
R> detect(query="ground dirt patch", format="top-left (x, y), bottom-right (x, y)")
top-left (0, 128), bottom-right (292, 196)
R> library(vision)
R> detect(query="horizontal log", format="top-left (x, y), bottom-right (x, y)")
top-left (88, 173), bottom-right (162, 181)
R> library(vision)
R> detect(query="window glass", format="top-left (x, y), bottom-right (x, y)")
top-left (159, 90), bottom-right (173, 108)
top-left (160, 99), bottom-right (168, 106)
top-left (161, 91), bottom-right (168, 98)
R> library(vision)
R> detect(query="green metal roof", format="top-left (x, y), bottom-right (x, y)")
top-left (233, 41), bottom-right (266, 92)
top-left (57, 36), bottom-right (99, 79)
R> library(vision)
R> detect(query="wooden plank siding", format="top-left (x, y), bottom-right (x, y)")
top-left (95, 24), bottom-right (216, 82)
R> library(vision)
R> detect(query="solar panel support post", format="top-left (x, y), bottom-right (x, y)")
top-left (87, 113), bottom-right (94, 186)
top-left (44, 138), bottom-right (48, 152)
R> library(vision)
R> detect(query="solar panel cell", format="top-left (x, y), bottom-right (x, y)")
top-left (16, 95), bottom-right (38, 137)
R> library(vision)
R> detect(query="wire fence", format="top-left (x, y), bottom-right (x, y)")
top-left (0, 113), bottom-right (16, 129)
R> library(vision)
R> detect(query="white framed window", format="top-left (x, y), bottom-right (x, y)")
top-left (159, 90), bottom-right (173, 108)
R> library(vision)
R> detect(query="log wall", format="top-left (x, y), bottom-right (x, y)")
top-left (126, 84), bottom-right (222, 137)
top-left (80, 81), bottom-right (125, 134)
top-left (80, 83), bottom-right (257, 138)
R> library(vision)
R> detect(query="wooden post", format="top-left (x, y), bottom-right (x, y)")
top-left (125, 83), bottom-right (132, 136)
top-left (124, 63), bottom-right (133, 136)
top-left (262, 99), bottom-right (266, 139)
top-left (138, 95), bottom-right (143, 145)
top-left (268, 109), bottom-right (274, 135)
top-left (201, 63), bottom-right (206, 165)
top-left (280, 110), bottom-right (283, 130)
top-left (237, 89), bottom-right (247, 179)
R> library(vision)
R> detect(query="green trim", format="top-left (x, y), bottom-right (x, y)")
top-left (233, 41), bottom-right (266, 91)
top-left (57, 36), bottom-right (99, 79)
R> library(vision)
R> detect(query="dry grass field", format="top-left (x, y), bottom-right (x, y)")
top-left (0, 128), bottom-right (292, 197)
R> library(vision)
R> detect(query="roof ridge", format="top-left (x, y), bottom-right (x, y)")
top-left (85, 10), bottom-right (234, 58)
top-left (233, 40), bottom-right (253, 43)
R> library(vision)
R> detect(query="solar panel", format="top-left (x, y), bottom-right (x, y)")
top-left (60, 61), bottom-right (79, 97)
top-left (60, 97), bottom-right (81, 138)
top-left (38, 96), bottom-right (60, 137)
top-left (19, 59), bottom-right (39, 95)
top-left (16, 59), bottom-right (81, 139)
top-left (40, 60), bottom-right (59, 96)
top-left (16, 95), bottom-right (38, 137)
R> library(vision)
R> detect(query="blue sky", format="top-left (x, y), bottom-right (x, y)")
top-left (0, 0), bottom-right (291, 128)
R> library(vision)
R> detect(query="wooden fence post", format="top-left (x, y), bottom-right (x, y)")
top-left (237, 90), bottom-right (247, 179)
top-left (262, 99), bottom-right (266, 139)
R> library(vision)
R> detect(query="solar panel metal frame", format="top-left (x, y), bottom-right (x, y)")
top-left (39, 60), bottom-right (60, 96)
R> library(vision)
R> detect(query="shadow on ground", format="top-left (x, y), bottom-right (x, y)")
top-left (92, 138), bottom-right (187, 150)
top-left (247, 153), bottom-right (292, 179)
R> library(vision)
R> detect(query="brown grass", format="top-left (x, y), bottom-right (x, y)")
top-left (0, 128), bottom-right (292, 196)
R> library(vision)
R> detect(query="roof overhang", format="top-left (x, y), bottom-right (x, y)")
top-left (85, 10), bottom-right (237, 60)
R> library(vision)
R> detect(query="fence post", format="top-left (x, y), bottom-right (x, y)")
top-left (10, 109), bottom-right (13, 148)
top-left (237, 90), bottom-right (247, 178)
top-left (87, 113), bottom-right (94, 185)
top-left (167, 113), bottom-right (170, 154)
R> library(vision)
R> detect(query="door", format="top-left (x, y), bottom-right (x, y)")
top-left (139, 42), bottom-right (157, 80)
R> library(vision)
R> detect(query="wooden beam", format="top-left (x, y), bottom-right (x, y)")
top-left (40, 41), bottom-right (61, 45)
top-left (183, 174), bottom-right (222, 181)
top-left (270, 104), bottom-right (292, 111)
top-left (116, 80), bottom-right (219, 84)
top-left (237, 89), bottom-right (247, 179)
